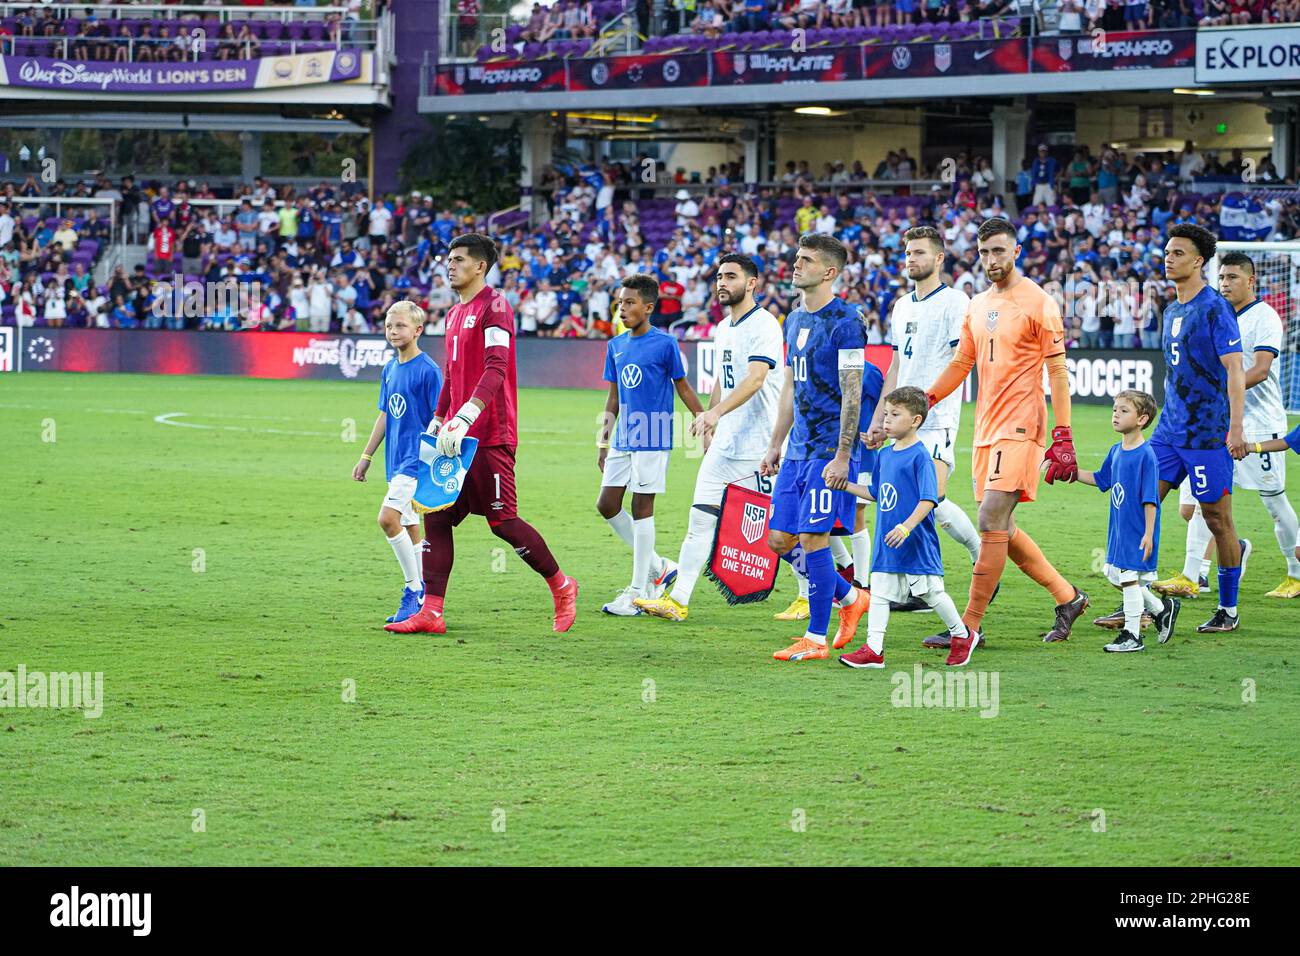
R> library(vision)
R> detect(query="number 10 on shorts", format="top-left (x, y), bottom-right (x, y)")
top-left (809, 488), bottom-right (833, 514)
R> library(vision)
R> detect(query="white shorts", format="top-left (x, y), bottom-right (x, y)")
top-left (1104, 564), bottom-right (1158, 587)
top-left (1235, 436), bottom-right (1287, 493)
top-left (601, 448), bottom-right (671, 494)
top-left (382, 475), bottom-right (420, 527)
top-left (692, 446), bottom-right (763, 508)
top-left (870, 571), bottom-right (946, 604)
top-left (918, 424), bottom-right (957, 471)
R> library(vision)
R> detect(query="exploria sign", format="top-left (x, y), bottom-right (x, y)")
top-left (1196, 25), bottom-right (1300, 83)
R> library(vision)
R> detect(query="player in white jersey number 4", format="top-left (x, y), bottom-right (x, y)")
top-left (1154, 251), bottom-right (1300, 599)
top-left (866, 227), bottom-right (985, 623)
top-left (636, 254), bottom-right (785, 620)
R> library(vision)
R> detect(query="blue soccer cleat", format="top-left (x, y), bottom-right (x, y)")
top-left (386, 587), bottom-right (424, 624)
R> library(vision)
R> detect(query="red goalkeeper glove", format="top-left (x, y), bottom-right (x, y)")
top-left (1043, 425), bottom-right (1078, 484)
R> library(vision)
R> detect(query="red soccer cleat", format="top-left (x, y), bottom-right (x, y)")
top-left (384, 607), bottom-right (446, 635)
top-left (946, 628), bottom-right (982, 667)
top-left (837, 563), bottom-right (856, 585)
top-left (839, 645), bottom-right (885, 669)
top-left (552, 576), bottom-right (579, 633)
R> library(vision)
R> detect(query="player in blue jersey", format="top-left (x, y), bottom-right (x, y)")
top-left (596, 274), bottom-right (705, 616)
top-left (1147, 224), bottom-right (1249, 633)
top-left (1078, 390), bottom-right (1181, 652)
top-left (761, 234), bottom-right (872, 662)
top-left (353, 302), bottom-right (444, 625)
top-left (836, 387), bottom-right (972, 669)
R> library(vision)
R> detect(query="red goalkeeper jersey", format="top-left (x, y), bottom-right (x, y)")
top-left (439, 284), bottom-right (518, 449)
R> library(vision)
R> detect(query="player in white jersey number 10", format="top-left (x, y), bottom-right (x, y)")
top-left (635, 254), bottom-right (785, 621)
top-left (865, 227), bottom-right (986, 626)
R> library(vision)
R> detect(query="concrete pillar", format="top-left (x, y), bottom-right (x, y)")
top-left (239, 130), bottom-right (262, 182)
top-left (991, 102), bottom-right (1028, 213)
top-left (1269, 107), bottom-right (1296, 182)
top-left (519, 113), bottom-right (555, 225)
top-left (742, 120), bottom-right (760, 185)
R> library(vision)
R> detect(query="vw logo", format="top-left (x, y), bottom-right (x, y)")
top-left (891, 46), bottom-right (912, 70)
top-left (878, 483), bottom-right (898, 512)
top-left (1111, 483), bottom-right (1126, 509)
top-left (387, 393), bottom-right (407, 418)
top-left (620, 364), bottom-right (643, 389)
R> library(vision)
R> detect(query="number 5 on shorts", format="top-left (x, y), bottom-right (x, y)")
top-left (1193, 464), bottom-right (1207, 493)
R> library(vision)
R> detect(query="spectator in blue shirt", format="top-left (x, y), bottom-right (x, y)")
top-left (1031, 144), bottom-right (1060, 206)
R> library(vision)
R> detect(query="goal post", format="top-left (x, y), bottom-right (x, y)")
top-left (1208, 241), bottom-right (1300, 415)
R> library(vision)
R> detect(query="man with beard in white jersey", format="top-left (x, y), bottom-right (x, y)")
top-left (866, 226), bottom-right (984, 625)
top-left (636, 253), bottom-right (784, 621)
top-left (1152, 251), bottom-right (1294, 601)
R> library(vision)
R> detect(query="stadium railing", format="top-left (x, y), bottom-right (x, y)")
top-left (0, 3), bottom-right (374, 60)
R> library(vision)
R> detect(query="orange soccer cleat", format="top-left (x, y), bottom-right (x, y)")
top-left (552, 576), bottom-right (579, 633)
top-left (831, 588), bottom-right (870, 649)
top-left (772, 636), bottom-right (828, 662)
top-left (384, 606), bottom-right (446, 635)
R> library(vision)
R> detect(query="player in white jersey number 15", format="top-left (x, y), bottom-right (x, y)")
top-left (866, 227), bottom-right (984, 620)
top-left (1156, 251), bottom-right (1300, 599)
top-left (636, 254), bottom-right (785, 621)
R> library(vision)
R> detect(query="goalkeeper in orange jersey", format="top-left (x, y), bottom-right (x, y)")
top-left (922, 218), bottom-right (1089, 665)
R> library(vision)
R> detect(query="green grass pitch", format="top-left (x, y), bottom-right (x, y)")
top-left (2, 371), bottom-right (1297, 866)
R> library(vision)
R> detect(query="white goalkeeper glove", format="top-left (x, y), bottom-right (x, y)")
top-left (435, 401), bottom-right (480, 457)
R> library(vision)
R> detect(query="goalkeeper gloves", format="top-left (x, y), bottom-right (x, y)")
top-left (435, 401), bottom-right (480, 458)
top-left (1043, 425), bottom-right (1078, 484)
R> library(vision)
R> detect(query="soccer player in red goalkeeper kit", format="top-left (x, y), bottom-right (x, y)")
top-left (386, 233), bottom-right (579, 635)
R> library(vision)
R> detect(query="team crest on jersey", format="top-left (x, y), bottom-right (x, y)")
top-left (463, 314), bottom-right (477, 329)
top-left (986, 310), bottom-right (999, 331)
top-left (796, 328), bottom-right (810, 350)
top-left (722, 349), bottom-right (732, 363)
top-left (905, 321), bottom-right (917, 335)
top-left (1170, 315), bottom-right (1182, 337)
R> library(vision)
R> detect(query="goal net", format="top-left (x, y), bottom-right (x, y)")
top-left (1209, 241), bottom-right (1300, 415)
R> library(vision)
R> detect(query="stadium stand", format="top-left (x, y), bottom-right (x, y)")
top-left (2, 141), bottom-right (1295, 341)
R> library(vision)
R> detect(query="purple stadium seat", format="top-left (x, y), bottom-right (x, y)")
top-left (306, 22), bottom-right (325, 41)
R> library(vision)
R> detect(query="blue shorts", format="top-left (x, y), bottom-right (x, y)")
top-left (1150, 440), bottom-right (1233, 503)
top-left (771, 457), bottom-right (860, 536)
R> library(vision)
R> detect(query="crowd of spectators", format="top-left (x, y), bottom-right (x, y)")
top-left (3, 140), bottom-right (1296, 346)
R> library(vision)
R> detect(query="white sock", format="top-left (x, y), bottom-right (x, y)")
top-left (387, 531), bottom-right (422, 591)
top-left (795, 566), bottom-right (809, 599)
top-left (1141, 586), bottom-right (1164, 615)
top-left (1122, 584), bottom-right (1143, 635)
top-left (606, 509), bottom-right (636, 549)
top-left (935, 498), bottom-right (981, 563)
top-left (1262, 493), bottom-right (1300, 578)
top-left (866, 594), bottom-right (890, 654)
top-left (850, 528), bottom-right (872, 586)
top-left (669, 507), bottom-right (717, 606)
top-left (631, 516), bottom-right (655, 596)
top-left (923, 586), bottom-right (968, 638)
top-left (1199, 558), bottom-right (1212, 580)
top-left (804, 629), bottom-right (827, 646)
top-left (830, 534), bottom-right (852, 570)
top-left (1183, 509), bottom-right (1212, 581)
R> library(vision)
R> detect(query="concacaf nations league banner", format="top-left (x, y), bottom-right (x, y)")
top-left (0, 49), bottom-right (366, 93)
top-left (568, 53), bottom-right (709, 91)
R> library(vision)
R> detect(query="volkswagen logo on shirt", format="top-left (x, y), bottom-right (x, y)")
top-left (878, 483), bottom-right (898, 512)
top-left (1111, 483), bottom-right (1125, 510)
top-left (388, 393), bottom-right (407, 418)
top-left (620, 364), bottom-right (643, 389)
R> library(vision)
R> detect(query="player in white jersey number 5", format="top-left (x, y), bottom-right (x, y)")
top-left (1158, 251), bottom-right (1300, 599)
top-left (636, 254), bottom-right (785, 621)
top-left (866, 227), bottom-right (984, 620)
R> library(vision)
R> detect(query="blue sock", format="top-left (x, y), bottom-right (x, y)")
top-left (805, 546), bottom-right (839, 639)
top-left (1218, 565), bottom-right (1241, 611)
top-left (781, 544), bottom-right (807, 578)
top-left (832, 567), bottom-right (852, 604)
